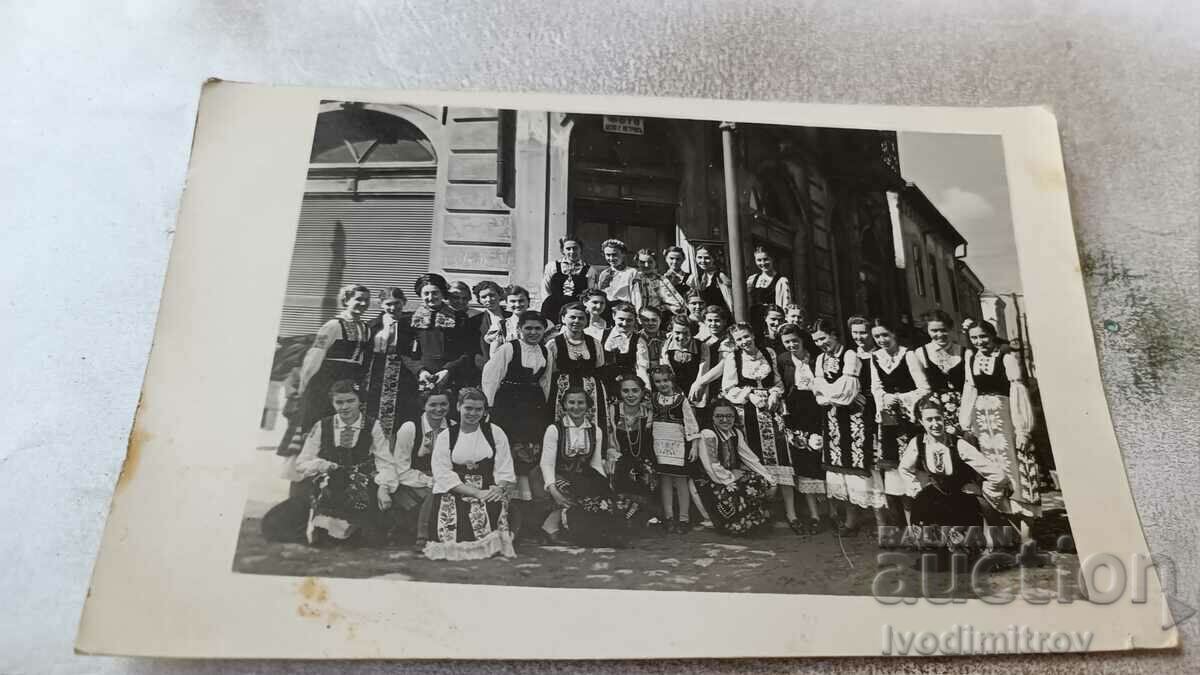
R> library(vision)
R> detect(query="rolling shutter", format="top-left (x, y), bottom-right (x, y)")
top-left (278, 195), bottom-right (434, 337)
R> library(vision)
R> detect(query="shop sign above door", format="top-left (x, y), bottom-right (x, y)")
top-left (602, 116), bottom-right (644, 135)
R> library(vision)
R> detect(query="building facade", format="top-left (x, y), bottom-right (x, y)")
top-left (277, 102), bottom-right (910, 339)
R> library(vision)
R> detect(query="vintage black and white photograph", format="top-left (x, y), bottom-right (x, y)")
top-left (232, 100), bottom-right (1074, 599)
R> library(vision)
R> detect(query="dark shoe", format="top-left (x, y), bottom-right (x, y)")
top-left (412, 537), bottom-right (428, 553)
top-left (807, 519), bottom-right (823, 535)
top-left (665, 518), bottom-right (679, 534)
top-left (677, 519), bottom-right (692, 534)
top-left (544, 530), bottom-right (571, 546)
top-left (787, 519), bottom-right (805, 535)
top-left (836, 522), bottom-right (861, 537)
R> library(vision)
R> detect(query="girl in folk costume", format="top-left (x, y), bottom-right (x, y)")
top-left (691, 244), bottom-right (734, 313)
top-left (295, 380), bottom-right (388, 545)
top-left (581, 288), bottom-right (611, 341)
top-left (424, 388), bottom-right (516, 560)
top-left (446, 281), bottom-right (474, 315)
top-left (693, 399), bottom-right (778, 536)
top-left (410, 273), bottom-right (475, 396)
top-left (911, 310), bottom-right (967, 434)
top-left (638, 306), bottom-right (666, 368)
top-left (598, 302), bottom-right (651, 397)
top-left (778, 323), bottom-right (829, 535)
top-left (469, 280), bottom-right (509, 363)
top-left (810, 317), bottom-right (884, 536)
top-left (540, 236), bottom-right (595, 319)
top-left (959, 319), bottom-right (1041, 546)
top-left (661, 314), bottom-right (711, 415)
top-left (500, 285), bottom-right (554, 346)
top-left (721, 323), bottom-right (799, 529)
top-left (376, 390), bottom-right (453, 550)
top-left (547, 302), bottom-right (608, 431)
top-left (296, 284), bottom-right (372, 435)
top-left (689, 304), bottom-right (737, 418)
top-left (481, 310), bottom-right (552, 539)
top-left (649, 364), bottom-right (703, 533)
top-left (761, 304), bottom-right (787, 350)
top-left (540, 237), bottom-right (596, 321)
top-left (596, 239), bottom-right (642, 309)
top-left (663, 245), bottom-right (693, 301)
top-left (685, 292), bottom-right (708, 340)
top-left (607, 374), bottom-right (659, 518)
top-left (746, 247), bottom-right (793, 335)
top-left (540, 388), bottom-right (626, 546)
top-left (364, 287), bottom-right (420, 445)
top-left (634, 248), bottom-right (687, 319)
top-left (869, 318), bottom-right (931, 527)
top-left (899, 396), bottom-right (1010, 555)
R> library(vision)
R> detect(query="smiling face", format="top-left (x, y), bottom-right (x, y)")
top-left (458, 397), bottom-right (487, 427)
top-left (687, 298), bottom-right (706, 319)
top-left (561, 239), bottom-right (582, 263)
top-left (919, 406), bottom-right (946, 440)
top-left (969, 325), bottom-right (993, 352)
top-left (603, 246), bottom-right (625, 268)
top-left (477, 287), bottom-right (501, 312)
top-left (651, 370), bottom-right (675, 395)
top-left (639, 311), bottom-right (661, 335)
top-left (926, 320), bottom-right (950, 348)
top-left (331, 391), bottom-right (361, 423)
top-left (343, 290), bottom-right (370, 317)
top-left (423, 393), bottom-right (450, 423)
top-left (704, 312), bottom-right (728, 339)
top-left (561, 307), bottom-right (588, 334)
top-left (505, 292), bottom-right (529, 314)
top-left (872, 326), bottom-right (896, 352)
top-left (785, 308), bottom-right (803, 326)
top-left (619, 378), bottom-right (644, 407)
top-left (613, 308), bottom-right (638, 333)
top-left (695, 249), bottom-right (714, 272)
top-left (732, 327), bottom-right (757, 353)
top-left (666, 250), bottom-right (685, 271)
top-left (754, 251), bottom-right (774, 273)
top-left (811, 329), bottom-right (839, 354)
top-left (780, 331), bottom-right (804, 356)
top-left (562, 392), bottom-right (589, 420)
top-left (711, 405), bottom-right (737, 434)
top-left (584, 295), bottom-right (606, 317)
top-left (850, 323), bottom-right (872, 350)
top-left (765, 311), bottom-right (784, 335)
top-left (419, 284), bottom-right (444, 310)
top-left (670, 320), bottom-right (692, 345)
top-left (380, 297), bottom-right (403, 317)
top-left (520, 318), bottom-right (546, 344)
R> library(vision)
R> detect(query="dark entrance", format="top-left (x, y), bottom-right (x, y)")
top-left (567, 115), bottom-right (680, 263)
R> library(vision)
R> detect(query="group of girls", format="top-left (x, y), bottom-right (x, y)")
top-left (262, 236), bottom-right (1044, 562)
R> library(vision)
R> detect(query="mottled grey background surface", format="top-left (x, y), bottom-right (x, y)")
top-left (2, 1), bottom-right (1196, 672)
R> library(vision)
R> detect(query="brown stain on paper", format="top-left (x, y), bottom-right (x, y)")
top-left (296, 577), bottom-right (357, 641)
top-left (114, 422), bottom-right (152, 495)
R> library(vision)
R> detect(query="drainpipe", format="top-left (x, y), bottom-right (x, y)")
top-left (720, 122), bottom-right (749, 323)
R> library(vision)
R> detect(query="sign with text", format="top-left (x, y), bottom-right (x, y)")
top-left (603, 115), bottom-right (644, 135)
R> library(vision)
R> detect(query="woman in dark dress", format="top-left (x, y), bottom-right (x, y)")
top-left (547, 301), bottom-right (608, 430)
top-left (811, 317), bottom-right (884, 536)
top-left (364, 286), bottom-right (420, 445)
top-left (662, 245), bottom-right (693, 301)
top-left (690, 244), bottom-right (733, 313)
top-left (869, 318), bottom-right (930, 527)
top-left (911, 310), bottom-right (967, 435)
top-left (539, 388), bottom-right (626, 547)
top-left (607, 374), bottom-right (658, 520)
top-left (778, 322), bottom-right (828, 534)
top-left (409, 273), bottom-right (474, 398)
top-left (540, 237), bottom-right (595, 320)
top-left (661, 314), bottom-right (710, 418)
top-left (481, 310), bottom-right (552, 540)
top-left (693, 399), bottom-right (778, 536)
top-left (746, 246), bottom-right (793, 336)
top-left (721, 322), bottom-right (798, 529)
top-left (296, 284), bottom-right (373, 434)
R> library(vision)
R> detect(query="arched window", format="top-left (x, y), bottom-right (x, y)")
top-left (309, 105), bottom-right (436, 165)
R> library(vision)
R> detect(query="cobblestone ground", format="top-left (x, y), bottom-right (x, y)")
top-left (232, 493), bottom-right (1079, 600)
